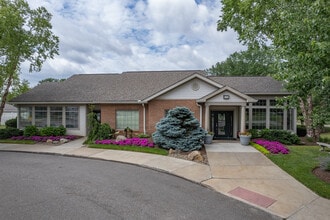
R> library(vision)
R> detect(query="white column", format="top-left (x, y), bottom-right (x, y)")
top-left (240, 106), bottom-right (246, 132)
top-left (205, 104), bottom-right (210, 131)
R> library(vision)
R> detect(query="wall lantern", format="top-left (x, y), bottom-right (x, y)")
top-left (223, 95), bottom-right (230, 100)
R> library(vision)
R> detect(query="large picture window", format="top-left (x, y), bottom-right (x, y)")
top-left (116, 110), bottom-right (139, 130)
top-left (19, 106), bottom-right (32, 127)
top-left (35, 106), bottom-right (47, 127)
top-left (270, 109), bottom-right (283, 129)
top-left (252, 109), bottom-right (266, 129)
top-left (66, 106), bottom-right (79, 128)
top-left (50, 107), bottom-right (63, 127)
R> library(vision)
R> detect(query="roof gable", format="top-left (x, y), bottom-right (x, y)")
top-left (198, 86), bottom-right (257, 103)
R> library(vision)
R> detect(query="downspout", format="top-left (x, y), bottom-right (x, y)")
top-left (142, 103), bottom-right (146, 134)
top-left (197, 103), bottom-right (203, 128)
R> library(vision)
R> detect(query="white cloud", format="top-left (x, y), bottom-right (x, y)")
top-left (23, 0), bottom-right (244, 85)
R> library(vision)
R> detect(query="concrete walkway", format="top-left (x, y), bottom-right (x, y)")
top-left (0, 139), bottom-right (329, 219)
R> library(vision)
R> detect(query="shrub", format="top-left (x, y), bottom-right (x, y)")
top-left (249, 129), bottom-right (300, 145)
top-left (296, 125), bottom-right (307, 137)
top-left (96, 123), bottom-right (114, 140)
top-left (40, 126), bottom-right (66, 136)
top-left (5, 118), bottom-right (17, 128)
top-left (152, 107), bottom-right (207, 151)
top-left (0, 128), bottom-right (23, 139)
top-left (137, 133), bottom-right (150, 138)
top-left (320, 157), bottom-right (330, 171)
top-left (24, 125), bottom-right (39, 137)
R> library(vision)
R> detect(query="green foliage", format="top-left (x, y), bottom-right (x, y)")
top-left (0, 127), bottom-right (23, 139)
top-left (5, 118), bottom-right (17, 128)
top-left (39, 126), bottom-right (66, 136)
top-left (152, 107), bottom-right (207, 152)
top-left (250, 142), bottom-right (270, 155)
top-left (320, 157), bottom-right (330, 172)
top-left (250, 129), bottom-right (300, 145)
top-left (7, 79), bottom-right (30, 101)
top-left (23, 125), bottom-right (39, 137)
top-left (217, 0), bottom-right (330, 139)
top-left (137, 133), bottom-right (150, 138)
top-left (0, 0), bottom-right (59, 121)
top-left (297, 125), bottom-right (307, 137)
top-left (89, 144), bottom-right (168, 156)
top-left (38, 78), bottom-right (66, 85)
top-left (207, 47), bottom-right (276, 76)
top-left (96, 123), bottom-right (114, 140)
top-left (85, 105), bottom-right (115, 143)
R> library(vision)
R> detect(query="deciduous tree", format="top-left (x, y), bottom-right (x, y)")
top-left (0, 0), bottom-right (59, 121)
top-left (217, 0), bottom-right (330, 139)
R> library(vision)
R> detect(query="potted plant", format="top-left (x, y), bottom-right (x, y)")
top-left (239, 130), bottom-right (251, 146)
top-left (204, 131), bottom-right (214, 144)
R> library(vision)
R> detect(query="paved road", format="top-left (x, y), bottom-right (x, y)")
top-left (0, 152), bottom-right (279, 220)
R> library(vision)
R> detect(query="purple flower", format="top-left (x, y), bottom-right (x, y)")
top-left (253, 139), bottom-right (289, 154)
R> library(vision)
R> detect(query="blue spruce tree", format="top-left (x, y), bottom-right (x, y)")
top-left (152, 107), bottom-right (207, 151)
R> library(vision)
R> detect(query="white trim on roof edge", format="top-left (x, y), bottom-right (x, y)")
top-left (197, 86), bottom-right (257, 103)
top-left (142, 73), bottom-right (223, 102)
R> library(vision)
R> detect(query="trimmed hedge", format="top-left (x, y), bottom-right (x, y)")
top-left (40, 126), bottom-right (66, 136)
top-left (5, 118), bottom-right (17, 128)
top-left (24, 125), bottom-right (39, 137)
top-left (0, 128), bottom-right (23, 139)
top-left (250, 129), bottom-right (300, 145)
top-left (297, 125), bottom-right (307, 137)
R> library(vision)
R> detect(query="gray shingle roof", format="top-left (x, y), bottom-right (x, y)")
top-left (10, 71), bottom-right (289, 104)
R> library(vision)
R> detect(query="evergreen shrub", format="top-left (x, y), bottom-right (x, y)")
top-left (152, 107), bottom-right (207, 151)
top-left (24, 125), bottom-right (39, 137)
top-left (296, 125), bottom-right (307, 137)
top-left (250, 129), bottom-right (300, 145)
top-left (0, 128), bottom-right (23, 139)
top-left (5, 118), bottom-right (17, 128)
top-left (96, 123), bottom-right (114, 140)
top-left (40, 126), bottom-right (66, 136)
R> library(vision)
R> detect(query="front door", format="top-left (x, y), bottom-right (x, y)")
top-left (211, 111), bottom-right (233, 139)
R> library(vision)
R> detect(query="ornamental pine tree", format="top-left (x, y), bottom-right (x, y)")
top-left (152, 107), bottom-right (207, 151)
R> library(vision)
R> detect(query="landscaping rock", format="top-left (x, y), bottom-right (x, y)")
top-left (116, 135), bottom-right (126, 142)
top-left (46, 139), bottom-right (53, 143)
top-left (60, 138), bottom-right (69, 144)
top-left (187, 151), bottom-right (204, 162)
top-left (52, 141), bottom-right (59, 144)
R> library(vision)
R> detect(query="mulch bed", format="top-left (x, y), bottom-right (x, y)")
top-left (312, 167), bottom-right (330, 184)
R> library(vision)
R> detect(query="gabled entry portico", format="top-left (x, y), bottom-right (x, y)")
top-left (198, 86), bottom-right (257, 139)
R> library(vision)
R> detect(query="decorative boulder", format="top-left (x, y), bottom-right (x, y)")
top-left (116, 135), bottom-right (127, 142)
top-left (187, 151), bottom-right (204, 162)
top-left (60, 138), bottom-right (69, 144)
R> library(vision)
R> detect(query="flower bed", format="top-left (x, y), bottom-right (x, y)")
top-left (95, 138), bottom-right (154, 148)
top-left (11, 135), bottom-right (79, 142)
top-left (253, 139), bottom-right (289, 154)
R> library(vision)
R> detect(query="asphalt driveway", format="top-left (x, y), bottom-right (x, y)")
top-left (0, 152), bottom-right (279, 220)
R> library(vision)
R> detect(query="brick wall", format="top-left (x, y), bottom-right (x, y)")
top-left (147, 99), bottom-right (200, 134)
top-left (100, 100), bottom-right (201, 135)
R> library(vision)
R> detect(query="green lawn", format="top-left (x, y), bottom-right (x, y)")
top-left (0, 139), bottom-right (36, 144)
top-left (268, 145), bottom-right (330, 199)
top-left (88, 144), bottom-right (168, 156)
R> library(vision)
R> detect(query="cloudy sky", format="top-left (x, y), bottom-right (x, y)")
top-left (24, 0), bottom-right (245, 86)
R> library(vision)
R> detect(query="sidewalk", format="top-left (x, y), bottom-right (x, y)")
top-left (0, 139), bottom-right (329, 219)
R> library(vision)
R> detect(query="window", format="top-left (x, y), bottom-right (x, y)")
top-left (270, 99), bottom-right (277, 106)
top-left (50, 107), bottom-right (63, 127)
top-left (19, 106), bottom-right (32, 127)
top-left (252, 109), bottom-right (266, 129)
top-left (35, 106), bottom-right (47, 127)
top-left (66, 106), bottom-right (79, 128)
top-left (253, 99), bottom-right (266, 106)
top-left (245, 108), bottom-right (249, 130)
top-left (287, 108), bottom-right (294, 131)
top-left (270, 109), bottom-right (283, 129)
top-left (116, 110), bottom-right (139, 130)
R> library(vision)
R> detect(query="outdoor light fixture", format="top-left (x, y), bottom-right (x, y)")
top-left (223, 95), bottom-right (230, 100)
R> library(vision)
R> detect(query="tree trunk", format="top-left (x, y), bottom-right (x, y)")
top-left (299, 96), bottom-right (314, 138)
top-left (0, 74), bottom-right (14, 123)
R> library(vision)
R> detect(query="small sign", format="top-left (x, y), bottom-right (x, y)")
top-left (223, 95), bottom-right (230, 100)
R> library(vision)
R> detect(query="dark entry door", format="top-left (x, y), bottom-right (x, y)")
top-left (211, 111), bottom-right (233, 139)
